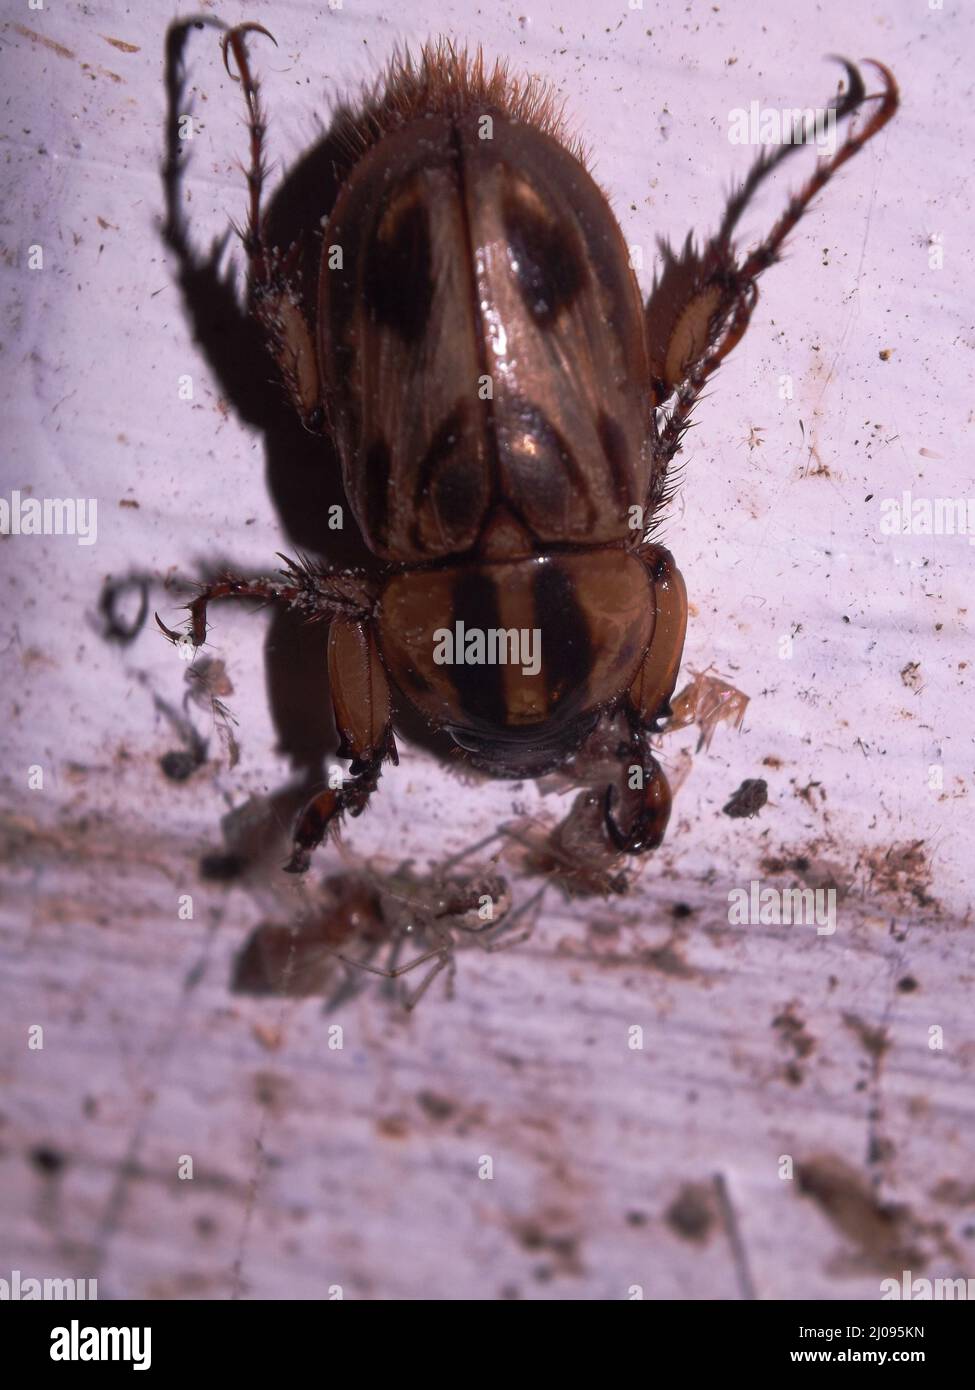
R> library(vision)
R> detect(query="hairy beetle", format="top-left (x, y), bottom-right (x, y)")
top-left (159, 26), bottom-right (897, 873)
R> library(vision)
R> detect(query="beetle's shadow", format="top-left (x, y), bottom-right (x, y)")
top-left (160, 18), bottom-right (449, 860)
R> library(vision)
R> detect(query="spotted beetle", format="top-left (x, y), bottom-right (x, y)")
top-left (159, 26), bottom-right (897, 873)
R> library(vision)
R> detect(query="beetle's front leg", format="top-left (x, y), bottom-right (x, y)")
top-left (285, 617), bottom-right (397, 873)
top-left (604, 732), bottom-right (672, 855)
top-left (602, 542), bottom-right (688, 853)
top-left (221, 23), bottom-right (325, 432)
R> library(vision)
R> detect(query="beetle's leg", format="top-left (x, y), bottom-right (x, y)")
top-left (604, 730), bottom-right (673, 855)
top-left (600, 544), bottom-right (687, 854)
top-left (221, 23), bottom-right (324, 432)
top-left (284, 618), bottom-right (397, 873)
top-left (629, 543), bottom-right (688, 732)
top-left (157, 560), bottom-right (393, 873)
top-left (154, 555), bottom-right (373, 648)
top-left (646, 60), bottom-right (898, 484)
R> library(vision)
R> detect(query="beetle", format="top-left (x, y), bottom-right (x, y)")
top-left (159, 25), bottom-right (897, 874)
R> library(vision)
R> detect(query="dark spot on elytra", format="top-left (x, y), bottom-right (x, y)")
top-left (596, 411), bottom-right (631, 507)
top-left (499, 399), bottom-right (595, 527)
top-left (362, 196), bottom-right (433, 342)
top-left (415, 404), bottom-right (486, 544)
top-left (503, 190), bottom-right (586, 325)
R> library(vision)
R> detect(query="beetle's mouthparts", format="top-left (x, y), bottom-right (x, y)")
top-left (447, 709), bottom-right (599, 778)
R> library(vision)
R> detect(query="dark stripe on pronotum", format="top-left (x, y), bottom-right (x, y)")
top-left (449, 569), bottom-right (508, 730)
top-left (532, 559), bottom-right (593, 714)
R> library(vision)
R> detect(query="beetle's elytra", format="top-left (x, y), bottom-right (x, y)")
top-left (159, 26), bottom-right (898, 874)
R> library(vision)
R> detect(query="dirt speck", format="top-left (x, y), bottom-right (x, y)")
top-left (253, 1071), bottom-right (290, 1115)
top-left (30, 1145), bottom-right (66, 1176)
top-left (842, 1013), bottom-right (890, 1061)
top-left (796, 1155), bottom-right (926, 1275)
top-left (860, 840), bottom-right (937, 911)
top-left (723, 778), bottom-right (768, 819)
top-left (102, 35), bottom-right (140, 53)
top-left (376, 1114), bottom-right (410, 1140)
top-left (900, 661), bottom-right (923, 692)
top-left (416, 1091), bottom-right (457, 1123)
top-left (772, 1001), bottom-right (816, 1084)
top-left (930, 1179), bottom-right (975, 1207)
top-left (14, 25), bottom-right (75, 59)
top-left (512, 1219), bottom-right (584, 1276)
top-left (639, 941), bottom-right (697, 979)
top-left (666, 1183), bottom-right (717, 1243)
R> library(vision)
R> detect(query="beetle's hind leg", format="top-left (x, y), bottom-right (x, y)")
top-left (644, 60), bottom-right (898, 491)
top-left (221, 23), bottom-right (324, 432)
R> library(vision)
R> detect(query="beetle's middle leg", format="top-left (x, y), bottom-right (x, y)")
top-left (221, 23), bottom-right (324, 432)
top-left (156, 557), bottom-right (395, 872)
top-left (644, 59), bottom-right (898, 492)
top-left (285, 616), bottom-right (397, 872)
